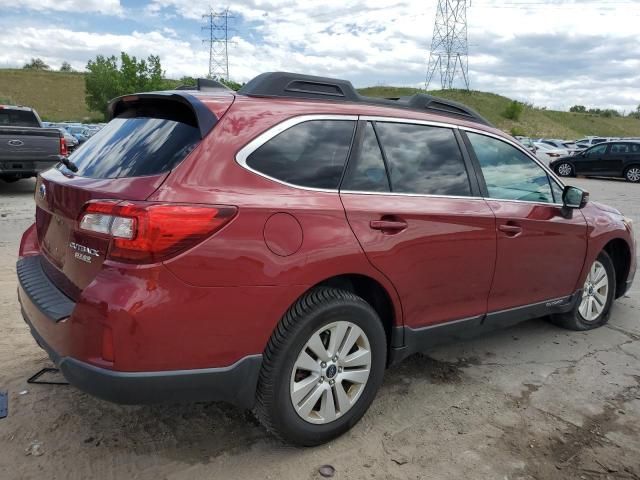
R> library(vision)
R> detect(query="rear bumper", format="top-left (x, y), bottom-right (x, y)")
top-left (17, 255), bottom-right (262, 408)
top-left (0, 160), bottom-right (57, 176)
top-left (23, 311), bottom-right (261, 407)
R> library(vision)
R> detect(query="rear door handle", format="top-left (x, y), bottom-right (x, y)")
top-left (370, 219), bottom-right (408, 233)
top-left (498, 224), bottom-right (523, 236)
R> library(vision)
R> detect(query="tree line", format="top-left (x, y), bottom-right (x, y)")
top-left (570, 104), bottom-right (640, 119)
top-left (21, 55), bottom-right (640, 121)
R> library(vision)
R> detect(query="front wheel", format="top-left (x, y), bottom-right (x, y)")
top-left (254, 287), bottom-right (387, 446)
top-left (624, 165), bottom-right (640, 183)
top-left (556, 162), bottom-right (574, 177)
top-left (551, 251), bottom-right (616, 330)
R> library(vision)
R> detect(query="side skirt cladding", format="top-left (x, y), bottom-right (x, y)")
top-left (388, 291), bottom-right (581, 365)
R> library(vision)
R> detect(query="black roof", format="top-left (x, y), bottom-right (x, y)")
top-left (236, 72), bottom-right (493, 127)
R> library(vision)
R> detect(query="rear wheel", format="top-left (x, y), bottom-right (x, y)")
top-left (254, 287), bottom-right (386, 446)
top-left (624, 165), bottom-right (640, 183)
top-left (551, 251), bottom-right (616, 330)
top-left (556, 162), bottom-right (574, 177)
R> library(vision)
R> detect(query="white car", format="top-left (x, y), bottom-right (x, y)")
top-left (533, 142), bottom-right (569, 164)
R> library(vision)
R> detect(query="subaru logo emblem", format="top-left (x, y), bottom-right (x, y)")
top-left (38, 183), bottom-right (46, 200)
top-left (8, 139), bottom-right (24, 147)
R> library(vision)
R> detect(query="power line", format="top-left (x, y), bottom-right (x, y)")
top-left (202, 8), bottom-right (235, 81)
top-left (425, 0), bottom-right (471, 90)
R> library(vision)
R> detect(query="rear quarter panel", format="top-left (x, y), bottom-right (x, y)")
top-left (150, 100), bottom-right (404, 326)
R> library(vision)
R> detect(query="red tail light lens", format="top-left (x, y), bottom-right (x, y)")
top-left (79, 201), bottom-right (237, 263)
top-left (59, 135), bottom-right (68, 156)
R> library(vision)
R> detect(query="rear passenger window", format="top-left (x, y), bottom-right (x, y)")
top-left (341, 122), bottom-right (390, 192)
top-left (374, 122), bottom-right (471, 196)
top-left (246, 120), bottom-right (355, 189)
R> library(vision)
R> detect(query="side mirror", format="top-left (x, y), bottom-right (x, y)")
top-left (563, 185), bottom-right (589, 209)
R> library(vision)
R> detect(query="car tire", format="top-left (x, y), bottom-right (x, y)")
top-left (550, 251), bottom-right (616, 331)
top-left (624, 165), bottom-right (640, 183)
top-left (555, 162), bottom-right (574, 177)
top-left (254, 287), bottom-right (387, 446)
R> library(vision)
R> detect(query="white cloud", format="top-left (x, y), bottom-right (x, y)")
top-left (7, 0), bottom-right (123, 16)
top-left (2, 0), bottom-right (640, 111)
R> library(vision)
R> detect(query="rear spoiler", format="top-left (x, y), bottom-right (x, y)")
top-left (107, 92), bottom-right (218, 139)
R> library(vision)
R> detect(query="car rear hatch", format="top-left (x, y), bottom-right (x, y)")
top-left (35, 91), bottom-right (234, 299)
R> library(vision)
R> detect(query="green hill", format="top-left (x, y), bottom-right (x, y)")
top-left (0, 69), bottom-right (100, 121)
top-left (1, 69), bottom-right (638, 139)
top-left (360, 86), bottom-right (640, 139)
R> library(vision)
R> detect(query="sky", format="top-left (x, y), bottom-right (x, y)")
top-left (1, 0), bottom-right (639, 112)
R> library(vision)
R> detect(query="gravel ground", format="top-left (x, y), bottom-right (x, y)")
top-left (0, 177), bottom-right (638, 480)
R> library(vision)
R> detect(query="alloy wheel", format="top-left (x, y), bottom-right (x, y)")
top-left (626, 167), bottom-right (640, 182)
top-left (578, 260), bottom-right (609, 322)
top-left (289, 321), bottom-right (372, 424)
top-left (557, 163), bottom-right (572, 176)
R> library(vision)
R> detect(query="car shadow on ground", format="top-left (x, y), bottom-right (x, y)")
top-left (0, 178), bottom-right (36, 196)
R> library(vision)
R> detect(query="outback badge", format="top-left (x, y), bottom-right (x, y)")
top-left (69, 242), bottom-right (100, 264)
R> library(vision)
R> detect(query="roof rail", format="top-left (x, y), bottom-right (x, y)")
top-left (237, 72), bottom-right (492, 126)
top-left (175, 78), bottom-right (232, 91)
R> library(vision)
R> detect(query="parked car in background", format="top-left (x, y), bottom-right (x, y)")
top-left (575, 137), bottom-right (616, 149)
top-left (551, 141), bottom-right (640, 182)
top-left (17, 73), bottom-right (636, 446)
top-left (534, 142), bottom-right (569, 163)
top-left (0, 105), bottom-right (67, 182)
top-left (516, 137), bottom-right (538, 154)
top-left (57, 128), bottom-right (79, 152)
top-left (540, 139), bottom-right (582, 154)
top-left (65, 125), bottom-right (91, 144)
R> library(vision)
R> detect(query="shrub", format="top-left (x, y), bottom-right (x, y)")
top-left (502, 100), bottom-right (524, 121)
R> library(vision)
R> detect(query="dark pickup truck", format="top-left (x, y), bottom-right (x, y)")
top-left (0, 105), bottom-right (66, 182)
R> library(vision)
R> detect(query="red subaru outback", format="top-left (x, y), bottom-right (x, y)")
top-left (17, 73), bottom-right (636, 445)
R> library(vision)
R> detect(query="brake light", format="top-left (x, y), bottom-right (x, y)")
top-left (79, 201), bottom-right (237, 263)
top-left (59, 135), bottom-right (68, 156)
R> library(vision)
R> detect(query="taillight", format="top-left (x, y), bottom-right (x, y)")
top-left (78, 201), bottom-right (237, 263)
top-left (59, 135), bottom-right (68, 156)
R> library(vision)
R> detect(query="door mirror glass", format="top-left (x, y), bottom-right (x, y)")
top-left (562, 185), bottom-right (589, 209)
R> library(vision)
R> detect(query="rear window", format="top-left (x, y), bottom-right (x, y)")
top-left (0, 109), bottom-right (39, 127)
top-left (67, 116), bottom-right (200, 179)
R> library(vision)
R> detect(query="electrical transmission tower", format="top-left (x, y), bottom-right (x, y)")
top-left (202, 8), bottom-right (234, 81)
top-left (425, 0), bottom-right (470, 90)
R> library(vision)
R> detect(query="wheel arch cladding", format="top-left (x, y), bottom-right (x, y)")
top-left (315, 274), bottom-right (395, 353)
top-left (603, 238), bottom-right (631, 298)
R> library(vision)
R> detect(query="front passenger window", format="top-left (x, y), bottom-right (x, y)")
top-left (467, 132), bottom-right (554, 203)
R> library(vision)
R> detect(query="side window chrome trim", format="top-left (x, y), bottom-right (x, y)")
top-left (235, 114), bottom-right (358, 193)
top-left (460, 125), bottom-right (567, 190)
top-left (340, 189), bottom-right (484, 201)
top-left (359, 115), bottom-right (459, 129)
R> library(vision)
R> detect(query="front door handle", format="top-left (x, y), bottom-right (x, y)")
top-left (370, 219), bottom-right (408, 233)
top-left (498, 224), bottom-right (523, 236)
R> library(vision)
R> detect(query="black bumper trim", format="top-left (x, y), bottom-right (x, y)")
top-left (21, 304), bottom-right (262, 409)
top-left (388, 291), bottom-right (580, 365)
top-left (59, 355), bottom-right (262, 408)
top-left (17, 255), bottom-right (75, 321)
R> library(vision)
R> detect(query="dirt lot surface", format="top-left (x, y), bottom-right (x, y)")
top-left (0, 177), bottom-right (638, 480)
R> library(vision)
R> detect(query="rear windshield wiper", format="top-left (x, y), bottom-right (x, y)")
top-left (57, 155), bottom-right (78, 173)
